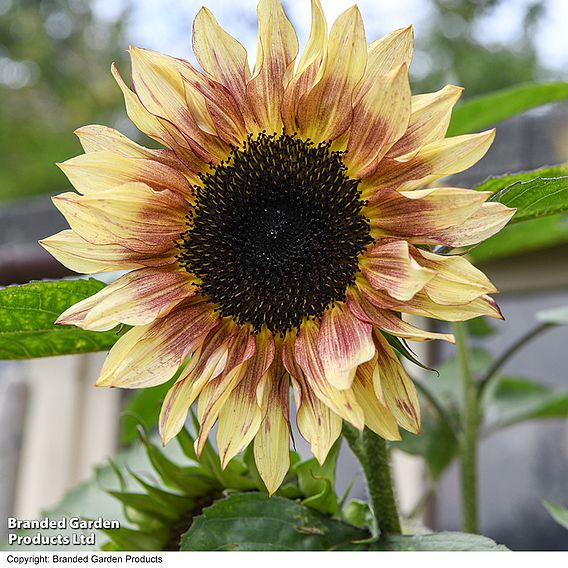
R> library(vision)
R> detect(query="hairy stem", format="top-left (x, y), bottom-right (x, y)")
top-left (454, 322), bottom-right (479, 533)
top-left (343, 424), bottom-right (401, 534)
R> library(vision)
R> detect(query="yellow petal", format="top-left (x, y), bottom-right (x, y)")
top-left (58, 150), bottom-right (194, 197)
top-left (374, 331), bottom-right (421, 434)
top-left (96, 301), bottom-right (219, 389)
top-left (415, 249), bottom-right (497, 305)
top-left (414, 201), bottom-right (515, 247)
top-left (254, 367), bottom-right (291, 494)
top-left (192, 7), bottom-right (252, 112)
top-left (129, 47), bottom-right (230, 164)
top-left (195, 326), bottom-right (256, 455)
top-left (52, 183), bottom-right (187, 254)
top-left (39, 229), bottom-right (172, 274)
top-left (247, 0), bottom-right (299, 132)
top-left (294, 319), bottom-right (365, 428)
top-left (354, 25), bottom-right (414, 106)
top-left (159, 324), bottom-right (234, 445)
top-left (290, 375), bottom-right (342, 465)
top-left (388, 85), bottom-right (463, 158)
top-left (112, 63), bottom-right (190, 155)
top-left (317, 302), bottom-right (375, 390)
top-left (352, 355), bottom-right (401, 440)
top-left (297, 6), bottom-right (367, 142)
top-left (361, 240), bottom-right (435, 302)
top-left (347, 288), bottom-right (455, 344)
top-left (365, 187), bottom-right (490, 238)
top-left (56, 266), bottom-right (197, 331)
top-left (363, 129), bottom-right (496, 193)
top-left (346, 63), bottom-right (411, 178)
top-left (74, 125), bottom-right (197, 182)
top-left (216, 330), bottom-right (275, 467)
top-left (282, 0), bottom-right (327, 131)
top-left (402, 293), bottom-right (503, 322)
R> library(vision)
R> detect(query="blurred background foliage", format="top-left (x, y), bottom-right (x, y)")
top-left (0, 0), bottom-right (561, 202)
top-left (0, 0), bottom-right (129, 201)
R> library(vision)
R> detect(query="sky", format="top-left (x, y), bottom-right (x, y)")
top-left (93, 0), bottom-right (568, 74)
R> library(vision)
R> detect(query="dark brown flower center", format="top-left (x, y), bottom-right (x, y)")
top-left (177, 132), bottom-right (372, 334)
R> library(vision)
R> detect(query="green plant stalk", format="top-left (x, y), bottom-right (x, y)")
top-left (454, 322), bottom-right (479, 534)
top-left (343, 424), bottom-right (401, 534)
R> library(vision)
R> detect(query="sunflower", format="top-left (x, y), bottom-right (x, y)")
top-left (41, 0), bottom-right (514, 493)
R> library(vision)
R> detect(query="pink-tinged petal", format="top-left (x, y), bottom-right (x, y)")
top-left (39, 230), bottom-right (175, 274)
top-left (352, 354), bottom-right (401, 440)
top-left (282, 0), bottom-right (327, 132)
top-left (96, 300), bottom-right (220, 389)
top-left (346, 63), bottom-right (411, 179)
top-left (195, 326), bottom-right (257, 456)
top-left (353, 26), bottom-right (414, 106)
top-left (361, 130), bottom-right (496, 194)
top-left (56, 266), bottom-right (197, 332)
top-left (74, 125), bottom-right (199, 182)
top-left (317, 303), bottom-right (375, 390)
top-left (283, 335), bottom-right (342, 464)
top-left (254, 354), bottom-right (291, 494)
top-left (388, 84), bottom-right (463, 159)
top-left (346, 288), bottom-right (455, 343)
top-left (58, 150), bottom-right (194, 198)
top-left (415, 201), bottom-right (516, 247)
top-left (129, 47), bottom-right (231, 164)
top-left (111, 63), bottom-right (203, 169)
top-left (297, 6), bottom-right (367, 142)
top-left (413, 248), bottom-right (497, 305)
top-left (364, 187), bottom-right (491, 238)
top-left (374, 331), bottom-right (421, 434)
top-left (52, 183), bottom-right (188, 254)
top-left (247, 0), bottom-right (299, 132)
top-left (192, 7), bottom-right (255, 129)
top-left (217, 329), bottom-right (275, 467)
top-left (402, 293), bottom-right (504, 322)
top-left (181, 71), bottom-right (247, 147)
top-left (361, 240), bottom-right (435, 301)
top-left (159, 322), bottom-right (234, 445)
top-left (294, 320), bottom-right (365, 428)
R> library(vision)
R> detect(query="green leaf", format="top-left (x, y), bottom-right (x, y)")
top-left (138, 430), bottom-right (218, 496)
top-left (180, 493), bottom-right (368, 551)
top-left (474, 165), bottom-right (568, 195)
top-left (483, 376), bottom-right (568, 432)
top-left (536, 305), bottom-right (568, 325)
top-left (447, 82), bottom-right (568, 136)
top-left (341, 499), bottom-right (373, 529)
top-left (120, 382), bottom-right (174, 445)
top-left (383, 332), bottom-right (438, 374)
top-left (469, 213), bottom-right (568, 263)
top-left (488, 174), bottom-right (568, 224)
top-left (543, 500), bottom-right (568, 531)
top-left (0, 279), bottom-right (121, 359)
top-left (293, 439), bottom-right (341, 515)
top-left (370, 532), bottom-right (508, 551)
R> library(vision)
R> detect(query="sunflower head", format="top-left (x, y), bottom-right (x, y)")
top-left (41, 0), bottom-right (514, 494)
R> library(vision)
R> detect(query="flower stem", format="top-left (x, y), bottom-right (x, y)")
top-left (343, 424), bottom-right (401, 534)
top-left (454, 321), bottom-right (479, 533)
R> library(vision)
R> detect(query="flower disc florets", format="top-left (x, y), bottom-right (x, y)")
top-left (177, 132), bottom-right (372, 333)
